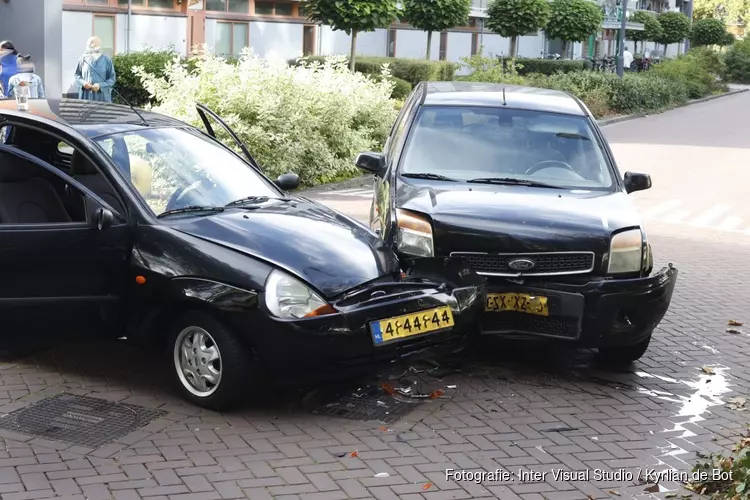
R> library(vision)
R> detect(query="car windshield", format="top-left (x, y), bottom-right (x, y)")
top-left (93, 127), bottom-right (279, 217)
top-left (400, 106), bottom-right (615, 190)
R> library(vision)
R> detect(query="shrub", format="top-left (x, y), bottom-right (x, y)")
top-left (687, 46), bottom-right (726, 80)
top-left (508, 57), bottom-right (587, 75)
top-left (725, 38), bottom-right (750, 83)
top-left (369, 74), bottom-right (413, 98)
top-left (289, 55), bottom-right (457, 86)
top-left (112, 48), bottom-right (180, 107)
top-left (460, 52), bottom-right (525, 84)
top-left (687, 433), bottom-right (750, 499)
top-left (690, 17), bottom-right (727, 47)
top-left (135, 52), bottom-right (398, 188)
top-left (651, 52), bottom-right (723, 98)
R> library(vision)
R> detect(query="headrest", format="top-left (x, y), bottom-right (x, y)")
top-left (70, 151), bottom-right (98, 175)
top-left (0, 152), bottom-right (36, 182)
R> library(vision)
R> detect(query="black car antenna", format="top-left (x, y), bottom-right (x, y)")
top-left (502, 87), bottom-right (507, 106)
top-left (81, 57), bottom-right (150, 127)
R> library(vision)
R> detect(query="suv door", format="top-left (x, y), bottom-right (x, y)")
top-left (0, 145), bottom-right (132, 338)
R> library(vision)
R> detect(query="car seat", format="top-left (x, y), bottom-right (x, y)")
top-left (70, 151), bottom-right (126, 216)
top-left (0, 152), bottom-right (72, 223)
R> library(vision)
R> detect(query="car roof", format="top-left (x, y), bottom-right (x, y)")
top-left (0, 98), bottom-right (189, 138)
top-left (420, 81), bottom-right (587, 116)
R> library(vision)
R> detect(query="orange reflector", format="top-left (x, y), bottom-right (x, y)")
top-left (303, 304), bottom-right (336, 317)
top-left (135, 275), bottom-right (146, 285)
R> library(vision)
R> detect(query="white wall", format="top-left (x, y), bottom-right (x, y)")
top-left (478, 33), bottom-right (510, 57)
top-left (62, 11), bottom-right (92, 94)
top-left (446, 32), bottom-right (472, 63)
top-left (394, 29), bottom-right (441, 60)
top-left (250, 22), bottom-right (304, 61)
top-left (517, 32), bottom-right (545, 58)
top-left (319, 27), bottom-right (388, 57)
top-left (123, 14), bottom-right (186, 55)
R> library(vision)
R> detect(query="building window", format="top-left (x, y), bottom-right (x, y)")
top-left (93, 15), bottom-right (116, 57)
top-left (116, 0), bottom-right (178, 7)
top-left (205, 0), bottom-right (251, 12)
top-left (254, 1), bottom-right (295, 15)
top-left (303, 25), bottom-right (316, 56)
top-left (216, 22), bottom-right (248, 57)
top-left (439, 32), bottom-right (448, 60)
top-left (387, 29), bottom-right (397, 57)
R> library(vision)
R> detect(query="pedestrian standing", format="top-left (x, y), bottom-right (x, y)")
top-left (74, 36), bottom-right (116, 102)
top-left (7, 54), bottom-right (45, 99)
top-left (0, 41), bottom-right (20, 98)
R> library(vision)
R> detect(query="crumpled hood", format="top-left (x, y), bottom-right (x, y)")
top-left (396, 180), bottom-right (642, 255)
top-left (170, 198), bottom-right (401, 298)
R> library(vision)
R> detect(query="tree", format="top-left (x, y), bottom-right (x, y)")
top-left (721, 30), bottom-right (737, 47)
top-left (626, 10), bottom-right (664, 54)
top-left (655, 11), bottom-right (692, 52)
top-left (486, 0), bottom-right (551, 58)
top-left (693, 0), bottom-right (750, 26)
top-left (690, 17), bottom-right (728, 46)
top-left (301, 0), bottom-right (401, 70)
top-left (544, 0), bottom-right (604, 58)
top-left (402, 0), bottom-right (471, 60)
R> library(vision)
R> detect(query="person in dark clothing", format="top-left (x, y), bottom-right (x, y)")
top-left (0, 41), bottom-right (20, 98)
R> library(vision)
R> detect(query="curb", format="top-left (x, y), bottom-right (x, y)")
top-left (301, 87), bottom-right (749, 194)
top-left (597, 87), bottom-right (749, 127)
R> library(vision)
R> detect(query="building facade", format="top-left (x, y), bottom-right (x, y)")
top-left (2, 0), bottom-right (688, 97)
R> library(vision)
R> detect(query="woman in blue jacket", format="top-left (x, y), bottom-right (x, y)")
top-left (0, 41), bottom-right (19, 98)
top-left (74, 36), bottom-right (116, 102)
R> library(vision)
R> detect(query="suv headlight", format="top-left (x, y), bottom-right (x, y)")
top-left (607, 228), bottom-right (643, 274)
top-left (264, 269), bottom-right (335, 319)
top-left (395, 208), bottom-right (433, 257)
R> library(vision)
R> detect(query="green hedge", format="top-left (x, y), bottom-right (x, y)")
top-left (504, 57), bottom-right (589, 75)
top-left (289, 55), bottom-right (457, 86)
top-left (112, 49), bottom-right (181, 107)
top-left (725, 38), bottom-right (750, 84)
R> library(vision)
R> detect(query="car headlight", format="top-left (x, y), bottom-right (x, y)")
top-left (607, 228), bottom-right (643, 274)
top-left (395, 209), bottom-right (433, 257)
top-left (264, 269), bottom-right (336, 319)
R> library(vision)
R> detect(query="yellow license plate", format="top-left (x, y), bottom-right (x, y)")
top-left (486, 293), bottom-right (549, 316)
top-left (371, 306), bottom-right (455, 345)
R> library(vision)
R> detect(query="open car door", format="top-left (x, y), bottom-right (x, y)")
top-left (195, 103), bottom-right (261, 171)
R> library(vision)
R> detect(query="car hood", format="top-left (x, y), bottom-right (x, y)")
top-left (396, 180), bottom-right (642, 256)
top-left (170, 198), bottom-right (400, 298)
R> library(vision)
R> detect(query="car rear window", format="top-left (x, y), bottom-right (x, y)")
top-left (400, 106), bottom-right (615, 190)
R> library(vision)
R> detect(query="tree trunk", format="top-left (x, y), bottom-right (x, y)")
top-left (561, 40), bottom-right (568, 58)
top-left (426, 31), bottom-right (433, 59)
top-left (510, 36), bottom-right (518, 58)
top-left (349, 31), bottom-right (358, 71)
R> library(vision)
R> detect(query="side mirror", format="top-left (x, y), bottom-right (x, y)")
top-left (275, 172), bottom-right (300, 191)
top-left (96, 207), bottom-right (114, 230)
top-left (623, 172), bottom-right (651, 194)
top-left (355, 152), bottom-right (386, 176)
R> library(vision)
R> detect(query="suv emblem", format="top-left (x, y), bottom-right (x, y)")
top-left (508, 258), bottom-right (535, 271)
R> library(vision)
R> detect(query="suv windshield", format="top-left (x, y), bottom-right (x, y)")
top-left (400, 106), bottom-right (614, 190)
top-left (94, 127), bottom-right (279, 217)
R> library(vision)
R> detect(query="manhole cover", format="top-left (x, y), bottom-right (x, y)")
top-left (0, 393), bottom-right (167, 448)
top-left (311, 389), bottom-right (419, 424)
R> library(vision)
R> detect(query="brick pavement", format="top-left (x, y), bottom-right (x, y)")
top-left (0, 222), bottom-right (747, 500)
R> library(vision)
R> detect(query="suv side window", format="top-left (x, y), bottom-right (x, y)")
top-left (386, 87), bottom-right (422, 164)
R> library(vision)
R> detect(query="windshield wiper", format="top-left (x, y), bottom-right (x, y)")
top-left (401, 173), bottom-right (458, 182)
top-left (556, 132), bottom-right (591, 141)
top-left (466, 177), bottom-right (566, 189)
top-left (157, 205), bottom-right (225, 219)
top-left (225, 195), bottom-right (291, 207)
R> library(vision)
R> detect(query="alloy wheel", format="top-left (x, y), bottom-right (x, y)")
top-left (173, 326), bottom-right (222, 397)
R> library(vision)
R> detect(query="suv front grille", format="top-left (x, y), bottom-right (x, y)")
top-left (449, 252), bottom-right (595, 276)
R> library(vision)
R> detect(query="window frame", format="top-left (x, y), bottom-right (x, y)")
top-left (215, 21), bottom-right (249, 58)
top-left (302, 25), bottom-right (317, 56)
top-left (92, 14), bottom-right (117, 57)
top-left (252, 1), bottom-right (298, 16)
top-left (66, 0), bottom-right (180, 9)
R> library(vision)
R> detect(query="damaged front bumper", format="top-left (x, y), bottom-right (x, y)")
top-left (479, 264), bottom-right (678, 348)
top-left (252, 257), bottom-right (487, 380)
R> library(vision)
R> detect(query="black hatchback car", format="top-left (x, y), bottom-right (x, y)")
top-left (355, 82), bottom-right (678, 363)
top-left (0, 99), bottom-right (485, 411)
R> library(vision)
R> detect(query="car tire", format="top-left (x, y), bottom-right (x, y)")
top-left (597, 334), bottom-right (651, 364)
top-left (168, 311), bottom-right (250, 411)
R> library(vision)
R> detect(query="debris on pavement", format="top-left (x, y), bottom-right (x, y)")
top-left (726, 328), bottom-right (743, 334)
top-left (701, 366), bottom-right (715, 375)
top-left (608, 490), bottom-right (621, 496)
top-left (728, 320), bottom-right (743, 326)
top-left (422, 483), bottom-right (432, 490)
top-left (726, 397), bottom-right (746, 410)
top-left (644, 484), bottom-right (660, 493)
top-left (350, 450), bottom-right (358, 457)
top-left (374, 472), bottom-right (390, 478)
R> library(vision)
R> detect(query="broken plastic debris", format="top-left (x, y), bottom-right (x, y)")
top-left (350, 450), bottom-right (358, 457)
top-left (728, 320), bottom-right (743, 326)
top-left (608, 490), bottom-right (621, 496)
top-left (381, 383), bottom-right (395, 395)
top-left (644, 484), bottom-right (660, 493)
top-left (447, 385), bottom-right (457, 389)
top-left (374, 472), bottom-right (390, 478)
top-left (334, 452), bottom-right (347, 458)
top-left (727, 328), bottom-right (743, 334)
top-left (701, 366), bottom-right (715, 375)
top-left (422, 483), bottom-right (432, 490)
top-left (376, 400), bottom-right (387, 407)
top-left (429, 389), bottom-right (445, 399)
top-left (726, 397), bottom-right (746, 410)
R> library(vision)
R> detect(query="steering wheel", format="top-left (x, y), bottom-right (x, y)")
top-left (525, 160), bottom-right (576, 175)
top-left (166, 180), bottom-right (204, 212)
